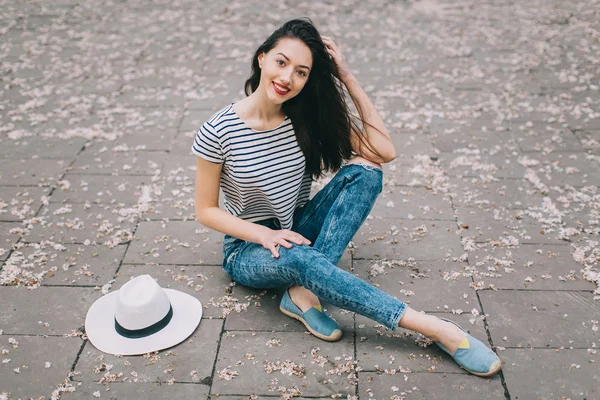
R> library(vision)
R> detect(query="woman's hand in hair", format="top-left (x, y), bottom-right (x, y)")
top-left (321, 36), bottom-right (352, 81)
top-left (259, 228), bottom-right (312, 258)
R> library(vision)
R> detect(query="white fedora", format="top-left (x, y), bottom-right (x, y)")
top-left (85, 274), bottom-right (202, 356)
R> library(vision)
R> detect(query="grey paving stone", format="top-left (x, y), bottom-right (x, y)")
top-left (439, 151), bottom-right (527, 179)
top-left (0, 158), bottom-right (68, 186)
top-left (186, 76), bottom-right (247, 111)
top-left (516, 125), bottom-right (585, 153)
top-left (62, 381), bottom-right (210, 399)
top-left (119, 67), bottom-right (202, 90)
top-left (179, 109), bottom-right (223, 134)
top-left (22, 202), bottom-right (138, 245)
top-left (113, 130), bottom-right (177, 153)
top-left (0, 186), bottom-right (49, 222)
top-left (469, 134), bottom-right (521, 155)
top-left (454, 206), bottom-right (568, 245)
top-left (0, 286), bottom-right (99, 335)
top-left (372, 186), bottom-right (454, 221)
top-left (0, 222), bottom-right (22, 261)
top-left (50, 174), bottom-right (154, 204)
top-left (0, 335), bottom-right (83, 400)
top-left (170, 130), bottom-right (200, 156)
top-left (115, 86), bottom-right (189, 108)
top-left (3, 242), bottom-right (125, 287)
top-left (224, 285), bottom-right (354, 333)
top-left (469, 244), bottom-right (596, 291)
top-left (356, 313), bottom-right (491, 374)
top-left (351, 259), bottom-right (477, 312)
top-left (353, 219), bottom-right (463, 261)
top-left (391, 133), bottom-right (434, 158)
top-left (381, 161), bottom-right (428, 187)
top-left (78, 75), bottom-right (123, 93)
top-left (123, 221), bottom-right (224, 265)
top-left (114, 264), bottom-right (232, 319)
top-left (575, 129), bottom-right (600, 154)
top-left (527, 151), bottom-right (600, 187)
top-left (357, 370), bottom-right (505, 399)
top-left (141, 154), bottom-right (202, 220)
top-left (430, 131), bottom-right (475, 153)
top-left (480, 290), bottom-right (599, 348)
top-left (448, 177), bottom-right (545, 209)
top-left (69, 145), bottom-right (167, 176)
top-left (501, 348), bottom-right (599, 400)
top-left (0, 135), bottom-right (86, 159)
top-left (75, 319), bottom-right (223, 383)
top-left (212, 331), bottom-right (355, 397)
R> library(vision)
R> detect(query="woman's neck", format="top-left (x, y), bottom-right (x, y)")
top-left (237, 91), bottom-right (285, 122)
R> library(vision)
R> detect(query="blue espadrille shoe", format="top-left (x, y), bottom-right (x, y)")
top-left (434, 317), bottom-right (502, 377)
top-left (279, 289), bottom-right (342, 342)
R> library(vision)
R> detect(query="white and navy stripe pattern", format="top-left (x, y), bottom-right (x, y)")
top-left (192, 103), bottom-right (312, 230)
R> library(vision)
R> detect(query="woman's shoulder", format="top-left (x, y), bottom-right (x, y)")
top-left (203, 103), bottom-right (236, 131)
top-left (202, 103), bottom-right (237, 136)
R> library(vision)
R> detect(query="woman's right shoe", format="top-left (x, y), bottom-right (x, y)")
top-left (434, 317), bottom-right (502, 377)
top-left (279, 289), bottom-right (342, 342)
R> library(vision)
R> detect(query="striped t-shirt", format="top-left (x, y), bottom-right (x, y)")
top-left (191, 103), bottom-right (312, 230)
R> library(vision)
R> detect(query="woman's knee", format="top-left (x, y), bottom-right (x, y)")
top-left (344, 156), bottom-right (384, 194)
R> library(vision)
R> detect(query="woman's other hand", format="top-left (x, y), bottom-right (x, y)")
top-left (321, 35), bottom-right (352, 81)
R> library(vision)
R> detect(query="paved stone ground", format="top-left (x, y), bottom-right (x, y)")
top-left (1, 0), bottom-right (599, 399)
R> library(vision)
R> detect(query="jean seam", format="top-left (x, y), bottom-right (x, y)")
top-left (318, 184), bottom-right (348, 253)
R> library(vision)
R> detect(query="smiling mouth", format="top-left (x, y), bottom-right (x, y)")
top-left (273, 82), bottom-right (290, 95)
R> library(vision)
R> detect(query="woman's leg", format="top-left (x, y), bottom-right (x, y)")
top-left (285, 159), bottom-right (487, 357)
top-left (288, 157), bottom-right (384, 310)
top-left (293, 157), bottom-right (383, 265)
top-left (227, 238), bottom-right (407, 331)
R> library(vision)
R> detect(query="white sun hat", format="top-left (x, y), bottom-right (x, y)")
top-left (85, 274), bottom-right (202, 356)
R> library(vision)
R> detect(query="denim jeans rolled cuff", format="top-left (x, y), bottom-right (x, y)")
top-left (388, 301), bottom-right (408, 331)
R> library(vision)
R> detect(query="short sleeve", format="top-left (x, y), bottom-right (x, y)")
top-left (191, 122), bottom-right (224, 164)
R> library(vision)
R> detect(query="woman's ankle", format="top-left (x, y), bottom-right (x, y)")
top-left (398, 308), bottom-right (440, 340)
top-left (288, 285), bottom-right (320, 312)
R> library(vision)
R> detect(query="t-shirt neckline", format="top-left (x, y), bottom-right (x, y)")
top-left (230, 102), bottom-right (289, 133)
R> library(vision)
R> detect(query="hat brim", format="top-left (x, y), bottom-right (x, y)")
top-left (85, 289), bottom-right (202, 356)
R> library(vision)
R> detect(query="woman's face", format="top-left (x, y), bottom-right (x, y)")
top-left (258, 38), bottom-right (313, 104)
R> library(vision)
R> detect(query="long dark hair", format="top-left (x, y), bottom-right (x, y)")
top-left (244, 18), bottom-right (385, 180)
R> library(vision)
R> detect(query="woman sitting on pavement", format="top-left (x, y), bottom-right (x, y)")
top-left (192, 17), bottom-right (501, 377)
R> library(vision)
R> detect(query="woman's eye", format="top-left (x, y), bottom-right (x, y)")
top-left (276, 60), bottom-right (285, 66)
top-left (298, 70), bottom-right (307, 77)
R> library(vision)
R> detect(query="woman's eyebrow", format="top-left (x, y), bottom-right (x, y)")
top-left (276, 53), bottom-right (311, 70)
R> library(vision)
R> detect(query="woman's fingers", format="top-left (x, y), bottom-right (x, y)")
top-left (283, 230), bottom-right (311, 245)
top-left (266, 231), bottom-right (312, 258)
top-left (268, 243), bottom-right (280, 258)
top-left (278, 238), bottom-right (293, 249)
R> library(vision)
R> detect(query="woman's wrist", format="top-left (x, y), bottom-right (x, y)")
top-left (340, 70), bottom-right (356, 85)
top-left (254, 225), bottom-right (273, 246)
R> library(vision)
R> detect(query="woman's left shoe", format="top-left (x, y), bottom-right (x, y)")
top-left (279, 289), bottom-right (342, 342)
top-left (434, 317), bottom-right (502, 377)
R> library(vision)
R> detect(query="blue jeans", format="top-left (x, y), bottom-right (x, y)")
top-left (221, 163), bottom-right (407, 331)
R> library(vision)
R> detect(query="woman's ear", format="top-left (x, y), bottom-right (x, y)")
top-left (258, 53), bottom-right (265, 69)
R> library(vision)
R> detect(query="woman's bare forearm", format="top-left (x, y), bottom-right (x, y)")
top-left (197, 207), bottom-right (271, 245)
top-left (342, 73), bottom-right (396, 162)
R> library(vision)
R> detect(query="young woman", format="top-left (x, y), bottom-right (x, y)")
top-left (192, 18), bottom-right (501, 377)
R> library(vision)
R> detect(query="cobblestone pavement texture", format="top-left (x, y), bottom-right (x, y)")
top-left (1, 0), bottom-right (599, 399)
